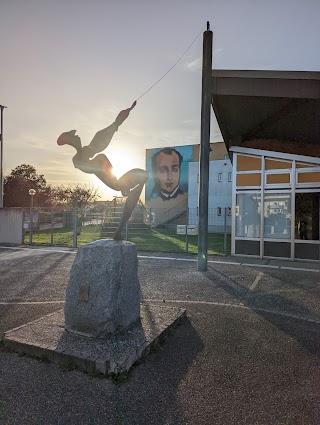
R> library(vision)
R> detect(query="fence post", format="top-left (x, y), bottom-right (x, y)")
top-left (73, 207), bottom-right (78, 247)
top-left (50, 207), bottom-right (54, 245)
top-left (223, 207), bottom-right (227, 256)
top-left (185, 208), bottom-right (189, 253)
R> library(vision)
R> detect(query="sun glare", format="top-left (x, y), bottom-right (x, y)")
top-left (108, 152), bottom-right (136, 179)
top-left (89, 151), bottom-right (137, 200)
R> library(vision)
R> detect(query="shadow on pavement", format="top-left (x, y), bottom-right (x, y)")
top-left (0, 252), bottom-right (70, 306)
top-left (0, 317), bottom-right (204, 425)
top-left (203, 268), bottom-right (320, 357)
top-left (111, 317), bottom-right (204, 425)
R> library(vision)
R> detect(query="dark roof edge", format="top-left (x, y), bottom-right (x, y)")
top-left (211, 69), bottom-right (320, 80)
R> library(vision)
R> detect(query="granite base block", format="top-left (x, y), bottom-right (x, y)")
top-left (4, 304), bottom-right (186, 376)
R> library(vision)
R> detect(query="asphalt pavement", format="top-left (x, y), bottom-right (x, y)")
top-left (0, 245), bottom-right (319, 425)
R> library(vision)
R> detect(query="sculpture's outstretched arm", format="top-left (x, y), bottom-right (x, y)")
top-left (88, 101), bottom-right (137, 156)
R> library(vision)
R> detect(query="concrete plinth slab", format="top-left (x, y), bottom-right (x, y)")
top-left (3, 304), bottom-right (186, 376)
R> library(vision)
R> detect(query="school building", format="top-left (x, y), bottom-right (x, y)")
top-left (210, 70), bottom-right (320, 261)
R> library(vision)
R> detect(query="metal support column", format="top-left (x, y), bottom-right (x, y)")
top-left (223, 207), bottom-right (227, 255)
top-left (198, 22), bottom-right (213, 271)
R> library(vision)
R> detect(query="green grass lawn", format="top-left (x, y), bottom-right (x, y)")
top-left (25, 224), bottom-right (231, 255)
top-left (128, 228), bottom-right (231, 255)
top-left (24, 225), bottom-right (101, 247)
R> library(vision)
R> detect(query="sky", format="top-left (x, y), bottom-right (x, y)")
top-left (1, 0), bottom-right (320, 200)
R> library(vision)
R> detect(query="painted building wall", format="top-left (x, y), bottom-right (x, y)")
top-left (188, 159), bottom-right (232, 232)
top-left (145, 142), bottom-right (231, 228)
top-left (145, 145), bottom-right (192, 226)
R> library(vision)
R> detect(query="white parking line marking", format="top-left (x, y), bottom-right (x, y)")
top-left (0, 246), bottom-right (318, 273)
top-left (242, 263), bottom-right (280, 269)
top-left (249, 271), bottom-right (264, 291)
top-left (145, 256), bottom-right (177, 260)
top-left (0, 246), bottom-right (76, 254)
top-left (142, 299), bottom-right (320, 324)
top-left (0, 301), bottom-right (64, 305)
top-left (280, 266), bottom-right (319, 273)
top-left (208, 260), bottom-right (241, 265)
top-left (174, 258), bottom-right (197, 262)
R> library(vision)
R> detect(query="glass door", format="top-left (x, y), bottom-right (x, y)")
top-left (295, 192), bottom-right (320, 261)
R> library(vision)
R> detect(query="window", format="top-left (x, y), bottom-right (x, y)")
top-left (264, 193), bottom-right (291, 239)
top-left (236, 193), bottom-right (261, 238)
top-left (228, 207), bottom-right (232, 216)
top-left (217, 207), bottom-right (222, 216)
top-left (218, 173), bottom-right (222, 182)
top-left (228, 172), bottom-right (232, 182)
top-left (224, 154), bottom-right (229, 160)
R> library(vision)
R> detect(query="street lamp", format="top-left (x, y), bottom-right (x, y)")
top-left (29, 188), bottom-right (36, 207)
top-left (28, 189), bottom-right (36, 243)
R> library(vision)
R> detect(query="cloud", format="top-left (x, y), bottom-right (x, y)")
top-left (213, 48), bottom-right (223, 57)
top-left (180, 120), bottom-right (195, 126)
top-left (184, 48), bottom-right (223, 72)
top-left (184, 57), bottom-right (202, 72)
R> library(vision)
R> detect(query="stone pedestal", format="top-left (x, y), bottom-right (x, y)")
top-left (4, 239), bottom-right (187, 376)
top-left (64, 239), bottom-right (141, 337)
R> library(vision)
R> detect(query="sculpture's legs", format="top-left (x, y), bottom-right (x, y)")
top-left (117, 169), bottom-right (149, 196)
top-left (73, 153), bottom-right (148, 240)
top-left (113, 183), bottom-right (145, 240)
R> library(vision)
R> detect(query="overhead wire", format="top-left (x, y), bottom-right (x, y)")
top-left (135, 23), bottom-right (207, 102)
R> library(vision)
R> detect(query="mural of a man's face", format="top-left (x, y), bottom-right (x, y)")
top-left (156, 151), bottom-right (180, 193)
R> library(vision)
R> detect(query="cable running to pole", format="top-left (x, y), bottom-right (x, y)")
top-left (135, 23), bottom-right (207, 101)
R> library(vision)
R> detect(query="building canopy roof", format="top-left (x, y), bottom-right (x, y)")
top-left (211, 70), bottom-right (320, 156)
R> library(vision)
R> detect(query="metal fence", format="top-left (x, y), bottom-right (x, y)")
top-left (24, 205), bottom-right (231, 255)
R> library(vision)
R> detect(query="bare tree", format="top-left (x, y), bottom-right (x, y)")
top-left (50, 183), bottom-right (100, 226)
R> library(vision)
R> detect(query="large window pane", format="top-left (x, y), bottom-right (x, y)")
top-left (264, 193), bottom-right (291, 239)
top-left (236, 193), bottom-right (261, 238)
